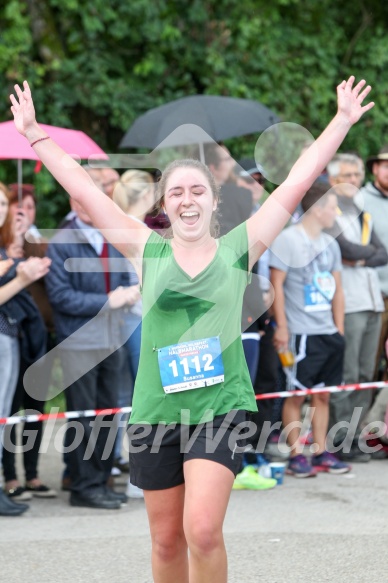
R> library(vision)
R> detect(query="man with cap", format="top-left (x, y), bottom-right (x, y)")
top-left (359, 146), bottom-right (388, 380)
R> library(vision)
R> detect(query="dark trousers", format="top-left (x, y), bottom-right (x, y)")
top-left (245, 323), bottom-right (283, 459)
top-left (60, 348), bottom-right (125, 495)
top-left (2, 345), bottom-right (54, 483)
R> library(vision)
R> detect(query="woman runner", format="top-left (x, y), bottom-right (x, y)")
top-left (10, 77), bottom-right (373, 582)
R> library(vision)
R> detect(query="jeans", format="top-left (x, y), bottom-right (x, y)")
top-left (0, 333), bottom-right (19, 485)
top-left (2, 355), bottom-right (53, 483)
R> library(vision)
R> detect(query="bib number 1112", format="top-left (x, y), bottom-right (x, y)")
top-left (169, 354), bottom-right (214, 378)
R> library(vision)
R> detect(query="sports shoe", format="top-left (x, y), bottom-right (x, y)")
top-left (242, 452), bottom-right (269, 470)
top-left (25, 482), bottom-right (57, 498)
top-left (286, 454), bottom-right (317, 478)
top-left (232, 466), bottom-right (277, 490)
top-left (126, 481), bottom-right (144, 499)
top-left (5, 486), bottom-right (32, 501)
top-left (312, 451), bottom-right (351, 474)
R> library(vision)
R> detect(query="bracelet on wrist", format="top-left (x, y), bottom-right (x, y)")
top-left (30, 136), bottom-right (50, 148)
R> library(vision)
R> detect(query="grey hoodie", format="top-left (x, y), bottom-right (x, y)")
top-left (359, 182), bottom-right (388, 296)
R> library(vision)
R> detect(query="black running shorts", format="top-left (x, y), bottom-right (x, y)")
top-left (128, 410), bottom-right (249, 490)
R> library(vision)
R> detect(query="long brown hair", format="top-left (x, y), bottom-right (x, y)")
top-left (0, 182), bottom-right (13, 250)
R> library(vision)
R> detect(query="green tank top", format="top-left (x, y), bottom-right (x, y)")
top-left (130, 222), bottom-right (258, 425)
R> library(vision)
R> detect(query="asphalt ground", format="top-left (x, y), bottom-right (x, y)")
top-left (1, 419), bottom-right (387, 583)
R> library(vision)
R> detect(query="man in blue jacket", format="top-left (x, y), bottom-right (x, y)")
top-left (46, 197), bottom-right (139, 509)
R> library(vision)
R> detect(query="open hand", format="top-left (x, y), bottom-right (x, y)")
top-left (108, 285), bottom-right (141, 309)
top-left (337, 77), bottom-right (374, 125)
top-left (16, 256), bottom-right (51, 285)
top-left (10, 81), bottom-right (38, 138)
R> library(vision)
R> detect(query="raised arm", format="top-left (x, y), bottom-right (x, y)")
top-left (10, 81), bottom-right (152, 264)
top-left (247, 77), bottom-right (374, 269)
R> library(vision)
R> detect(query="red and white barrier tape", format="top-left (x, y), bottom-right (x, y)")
top-left (254, 380), bottom-right (388, 401)
top-left (0, 381), bottom-right (387, 426)
top-left (0, 407), bottom-right (132, 426)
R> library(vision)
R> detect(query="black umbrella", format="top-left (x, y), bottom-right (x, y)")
top-left (119, 95), bottom-right (280, 154)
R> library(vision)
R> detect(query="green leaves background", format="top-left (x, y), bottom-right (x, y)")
top-left (1, 0), bottom-right (387, 226)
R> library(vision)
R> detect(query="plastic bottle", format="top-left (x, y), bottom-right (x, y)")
top-left (277, 348), bottom-right (295, 367)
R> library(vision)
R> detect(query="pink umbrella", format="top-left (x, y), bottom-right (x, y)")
top-left (0, 120), bottom-right (108, 202)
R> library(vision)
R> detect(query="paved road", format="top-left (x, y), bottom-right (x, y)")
top-left (1, 420), bottom-right (387, 583)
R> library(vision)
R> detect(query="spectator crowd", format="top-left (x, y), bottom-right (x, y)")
top-left (1, 140), bottom-right (388, 516)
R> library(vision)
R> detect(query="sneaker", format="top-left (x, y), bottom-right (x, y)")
top-left (287, 454), bottom-right (317, 478)
top-left (256, 454), bottom-right (272, 479)
top-left (312, 451), bottom-right (351, 474)
top-left (256, 453), bottom-right (270, 466)
top-left (242, 452), bottom-right (269, 470)
top-left (111, 466), bottom-right (121, 477)
top-left (232, 466), bottom-right (277, 490)
top-left (126, 481), bottom-right (144, 499)
top-left (6, 486), bottom-right (33, 501)
top-left (25, 482), bottom-right (57, 498)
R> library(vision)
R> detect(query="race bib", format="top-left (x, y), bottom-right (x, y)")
top-left (304, 271), bottom-right (335, 312)
top-left (313, 271), bottom-right (336, 301)
top-left (158, 336), bottom-right (224, 394)
top-left (304, 284), bottom-right (331, 312)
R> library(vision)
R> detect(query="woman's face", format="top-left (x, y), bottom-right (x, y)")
top-left (0, 189), bottom-right (9, 228)
top-left (10, 194), bottom-right (36, 227)
top-left (164, 167), bottom-right (217, 242)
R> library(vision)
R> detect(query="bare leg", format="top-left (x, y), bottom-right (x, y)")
top-left (183, 459), bottom-right (234, 583)
top-left (311, 393), bottom-right (330, 455)
top-left (143, 484), bottom-right (188, 583)
top-left (282, 395), bottom-right (305, 456)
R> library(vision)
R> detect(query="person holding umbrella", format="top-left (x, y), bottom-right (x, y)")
top-left (10, 77), bottom-right (372, 581)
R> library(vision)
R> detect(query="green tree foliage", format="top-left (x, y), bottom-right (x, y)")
top-left (1, 0), bottom-right (387, 225)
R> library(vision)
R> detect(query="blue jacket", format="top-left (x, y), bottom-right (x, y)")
top-left (0, 251), bottom-right (46, 363)
top-left (45, 219), bottom-right (135, 350)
